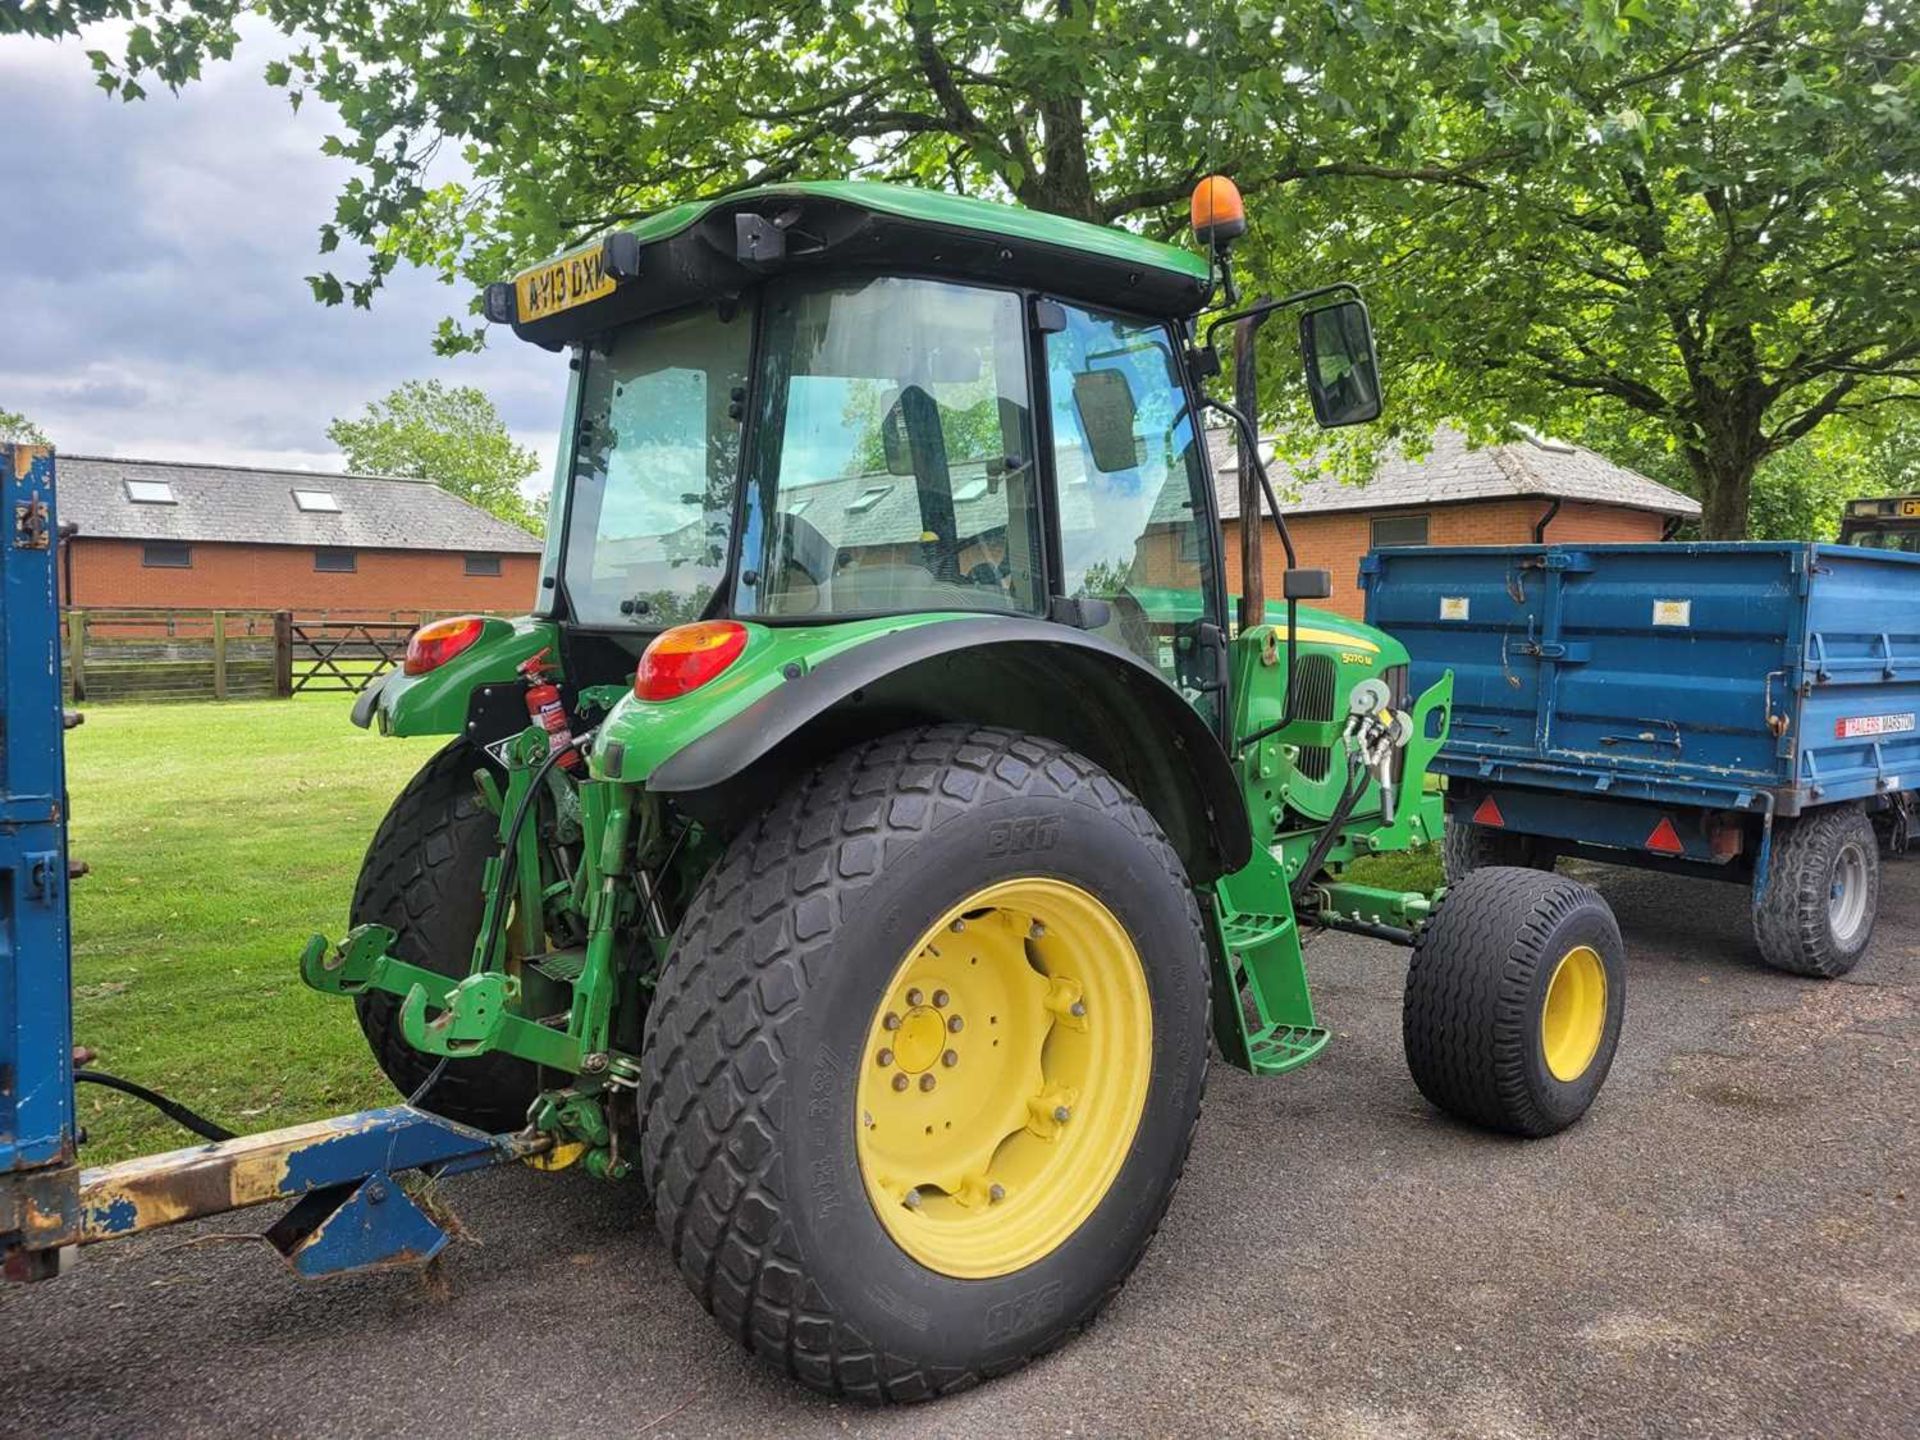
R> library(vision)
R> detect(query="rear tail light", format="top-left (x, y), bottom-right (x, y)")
top-left (635, 621), bottom-right (749, 701)
top-left (404, 615), bottom-right (487, 676)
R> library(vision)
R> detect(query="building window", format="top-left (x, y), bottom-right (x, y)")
top-left (1371, 514), bottom-right (1430, 547)
top-left (142, 541), bottom-right (192, 568)
top-left (292, 489), bottom-right (341, 513)
top-left (464, 552), bottom-right (502, 577)
top-left (124, 479), bottom-right (176, 504)
top-left (314, 547), bottom-right (357, 573)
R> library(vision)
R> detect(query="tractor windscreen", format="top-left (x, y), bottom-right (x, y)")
top-left (563, 303), bottom-right (754, 626)
top-left (734, 277), bottom-right (1044, 619)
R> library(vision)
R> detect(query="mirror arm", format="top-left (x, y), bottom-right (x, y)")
top-left (1200, 281), bottom-right (1363, 367)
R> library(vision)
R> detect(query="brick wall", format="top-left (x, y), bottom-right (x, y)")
top-left (63, 537), bottom-right (540, 616)
top-left (1226, 498), bottom-right (1670, 618)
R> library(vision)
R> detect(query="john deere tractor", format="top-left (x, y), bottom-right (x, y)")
top-left (306, 177), bottom-right (1626, 1399)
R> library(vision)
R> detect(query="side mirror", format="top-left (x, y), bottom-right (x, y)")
top-left (1282, 568), bottom-right (1333, 601)
top-left (1299, 300), bottom-right (1383, 429)
top-left (879, 396), bottom-right (916, 476)
top-left (1071, 369), bottom-right (1140, 473)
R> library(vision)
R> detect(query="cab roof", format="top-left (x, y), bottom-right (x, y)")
top-left (501, 180), bottom-right (1213, 348)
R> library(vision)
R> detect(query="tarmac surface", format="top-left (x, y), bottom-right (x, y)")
top-left (3, 858), bottom-right (1915, 1439)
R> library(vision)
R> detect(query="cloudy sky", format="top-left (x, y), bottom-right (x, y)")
top-left (0, 21), bottom-right (563, 481)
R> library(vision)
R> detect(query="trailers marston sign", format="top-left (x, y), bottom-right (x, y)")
top-left (1835, 712), bottom-right (1916, 739)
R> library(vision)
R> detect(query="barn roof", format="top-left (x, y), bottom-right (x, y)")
top-left (1205, 427), bottom-right (1702, 520)
top-left (54, 454), bottom-right (546, 554)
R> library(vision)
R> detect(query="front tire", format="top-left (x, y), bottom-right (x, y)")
top-left (1403, 867), bottom-right (1625, 1137)
top-left (1752, 804), bottom-right (1879, 978)
top-left (638, 726), bottom-right (1211, 1401)
top-left (350, 741), bottom-right (539, 1131)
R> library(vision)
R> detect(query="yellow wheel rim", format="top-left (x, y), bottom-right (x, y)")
top-left (1540, 945), bottom-right (1607, 1082)
top-left (854, 878), bottom-right (1152, 1279)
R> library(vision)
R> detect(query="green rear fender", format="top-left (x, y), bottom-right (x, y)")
top-left (354, 615), bottom-right (560, 737)
top-left (592, 615), bottom-right (1253, 884)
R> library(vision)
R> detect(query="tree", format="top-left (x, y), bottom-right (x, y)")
top-left (1247, 0), bottom-right (1919, 537)
top-left (327, 381), bottom-right (541, 533)
top-left (17, 1), bottom-right (1916, 536)
top-left (1, 407), bottom-right (48, 445)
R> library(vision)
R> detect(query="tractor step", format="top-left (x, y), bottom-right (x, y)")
top-left (528, 950), bottom-right (587, 984)
top-left (1245, 1022), bottom-right (1331, 1075)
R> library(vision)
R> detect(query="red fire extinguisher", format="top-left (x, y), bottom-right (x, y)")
top-left (519, 647), bottom-right (581, 771)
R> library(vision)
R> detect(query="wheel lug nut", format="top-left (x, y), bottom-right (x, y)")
top-left (1069, 1000), bottom-right (1086, 1017)
top-left (883, 1012), bottom-right (901, 1031)
top-left (919, 1074), bottom-right (937, 1092)
top-left (942, 1050), bottom-right (959, 1067)
top-left (932, 989), bottom-right (949, 1008)
top-left (906, 988), bottom-right (924, 1006)
top-left (876, 1048), bottom-right (894, 1067)
top-left (1053, 1105), bottom-right (1071, 1123)
top-left (950, 918), bottom-right (966, 933)
top-left (903, 1188), bottom-right (922, 1209)
top-left (1029, 920), bottom-right (1046, 938)
top-left (892, 1074), bottom-right (910, 1092)
top-left (989, 1183), bottom-right (1006, 1203)
top-left (947, 1015), bottom-right (964, 1033)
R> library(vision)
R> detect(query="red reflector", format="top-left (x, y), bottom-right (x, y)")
top-left (403, 615), bottom-right (486, 676)
top-left (635, 621), bottom-right (749, 701)
top-left (1645, 817), bottom-right (1686, 855)
top-left (1472, 795), bottom-right (1505, 827)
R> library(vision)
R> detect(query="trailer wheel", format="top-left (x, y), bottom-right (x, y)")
top-left (639, 725), bottom-right (1210, 1402)
top-left (1403, 867), bottom-right (1625, 1137)
top-left (350, 741), bottom-right (539, 1131)
top-left (1752, 805), bottom-right (1879, 978)
top-left (1442, 817), bottom-right (1556, 882)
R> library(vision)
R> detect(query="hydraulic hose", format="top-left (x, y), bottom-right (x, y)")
top-left (75, 1068), bottom-right (237, 1143)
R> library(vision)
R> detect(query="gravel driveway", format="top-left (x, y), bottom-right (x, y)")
top-left (3, 858), bottom-right (1914, 1439)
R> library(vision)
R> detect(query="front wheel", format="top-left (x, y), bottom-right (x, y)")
top-left (1403, 867), bottom-right (1625, 1137)
top-left (638, 726), bottom-right (1211, 1401)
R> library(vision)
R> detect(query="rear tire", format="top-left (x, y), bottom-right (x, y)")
top-left (350, 741), bottom-right (539, 1132)
top-left (1403, 867), bottom-right (1625, 1137)
top-left (1752, 805), bottom-right (1879, 978)
top-left (1443, 816), bottom-right (1556, 883)
top-left (638, 725), bottom-right (1211, 1401)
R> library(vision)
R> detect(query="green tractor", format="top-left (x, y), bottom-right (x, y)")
top-left (305, 176), bottom-right (1626, 1399)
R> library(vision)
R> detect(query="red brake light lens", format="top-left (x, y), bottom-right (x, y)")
top-left (634, 621), bottom-right (749, 701)
top-left (403, 616), bottom-right (487, 676)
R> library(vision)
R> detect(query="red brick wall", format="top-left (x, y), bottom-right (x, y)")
top-left (1225, 499), bottom-right (1670, 618)
top-left (63, 537), bottom-right (540, 617)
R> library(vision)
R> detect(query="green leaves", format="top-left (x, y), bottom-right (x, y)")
top-left (326, 380), bottom-right (542, 534)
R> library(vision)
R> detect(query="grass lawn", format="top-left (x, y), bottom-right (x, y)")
top-left (67, 695), bottom-right (442, 1162)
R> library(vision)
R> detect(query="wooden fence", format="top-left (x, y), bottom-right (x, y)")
top-left (59, 608), bottom-right (481, 703)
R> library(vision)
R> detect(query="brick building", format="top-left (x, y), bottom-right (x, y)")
top-left (56, 455), bottom-right (544, 615)
top-left (1208, 428), bottom-right (1701, 618)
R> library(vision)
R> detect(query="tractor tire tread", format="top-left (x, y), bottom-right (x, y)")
top-left (638, 724), bottom-right (1208, 1402)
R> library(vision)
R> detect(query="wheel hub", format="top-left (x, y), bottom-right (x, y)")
top-left (1540, 944), bottom-right (1607, 1083)
top-left (854, 878), bottom-right (1151, 1279)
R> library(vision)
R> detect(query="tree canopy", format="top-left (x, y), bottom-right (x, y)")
top-left (327, 380), bottom-right (542, 533)
top-left (0, 407), bottom-right (49, 445)
top-left (13, 0), bottom-right (1917, 537)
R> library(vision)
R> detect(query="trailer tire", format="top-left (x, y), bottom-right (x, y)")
top-left (1403, 867), bottom-right (1625, 1137)
top-left (1752, 805), bottom-right (1879, 978)
top-left (1442, 818), bottom-right (1556, 883)
top-left (639, 725), bottom-right (1210, 1402)
top-left (350, 740), bottom-right (539, 1131)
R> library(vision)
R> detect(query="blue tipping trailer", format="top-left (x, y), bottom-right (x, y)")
top-left (2, 445), bottom-right (541, 1283)
top-left (1361, 541), bottom-right (1917, 977)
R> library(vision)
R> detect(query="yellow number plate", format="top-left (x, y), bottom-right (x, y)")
top-left (1902, 499), bottom-right (1920, 517)
top-left (514, 245), bottom-right (617, 323)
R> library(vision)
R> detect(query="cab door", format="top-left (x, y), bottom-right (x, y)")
top-left (1041, 301), bottom-right (1228, 730)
